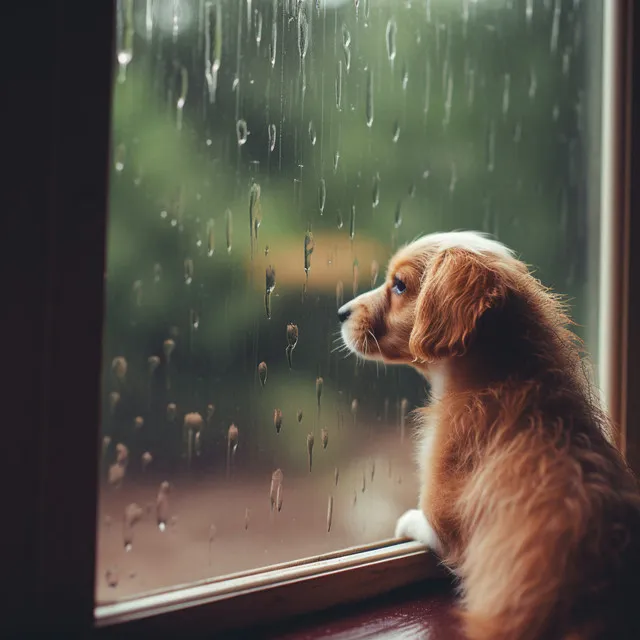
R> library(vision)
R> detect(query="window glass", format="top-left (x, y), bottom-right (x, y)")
top-left (97, 0), bottom-right (603, 601)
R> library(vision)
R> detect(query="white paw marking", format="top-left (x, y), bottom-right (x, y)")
top-left (395, 508), bottom-right (442, 554)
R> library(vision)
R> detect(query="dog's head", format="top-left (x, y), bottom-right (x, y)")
top-left (338, 231), bottom-right (524, 367)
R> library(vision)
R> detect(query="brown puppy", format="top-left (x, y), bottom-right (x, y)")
top-left (338, 231), bottom-right (640, 640)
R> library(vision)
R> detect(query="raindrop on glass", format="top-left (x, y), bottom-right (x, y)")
top-left (236, 119), bottom-right (249, 146)
top-left (394, 201), bottom-right (403, 229)
top-left (307, 433), bottom-right (315, 472)
top-left (227, 424), bottom-right (239, 477)
top-left (318, 178), bottom-right (326, 214)
top-left (372, 174), bottom-right (380, 207)
top-left (156, 481), bottom-right (170, 531)
top-left (349, 205), bottom-right (356, 240)
top-left (366, 68), bottom-right (374, 127)
top-left (297, 8), bottom-right (309, 59)
top-left (184, 258), bottom-right (194, 285)
top-left (258, 361), bottom-right (268, 387)
top-left (273, 408), bottom-right (283, 434)
top-left (371, 260), bottom-right (379, 287)
top-left (316, 377), bottom-right (324, 408)
top-left (386, 19), bottom-right (397, 67)
top-left (268, 123), bottom-right (277, 152)
top-left (392, 121), bottom-right (400, 143)
top-left (225, 209), bottom-right (233, 253)
top-left (308, 121), bottom-right (317, 145)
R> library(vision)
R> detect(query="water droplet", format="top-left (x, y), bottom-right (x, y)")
top-left (386, 19), bottom-right (397, 67)
top-left (156, 481), bottom-right (170, 531)
top-left (401, 63), bottom-right (409, 90)
top-left (153, 263), bottom-right (162, 283)
top-left (123, 503), bottom-right (143, 551)
top-left (257, 361), bottom-right (268, 389)
top-left (141, 451), bottom-right (153, 471)
top-left (327, 495), bottom-right (334, 532)
top-left (108, 392), bottom-right (120, 414)
top-left (273, 408), bottom-right (283, 434)
top-left (112, 356), bottom-right (128, 381)
top-left (244, 508), bottom-right (250, 530)
top-left (502, 74), bottom-right (510, 116)
top-left (351, 398), bottom-right (359, 422)
top-left (362, 470), bottom-right (366, 493)
top-left (227, 424), bottom-right (239, 477)
top-left (225, 209), bottom-right (233, 253)
top-left (342, 24), bottom-right (351, 71)
top-left (334, 467), bottom-right (340, 486)
top-left (349, 205), bottom-right (356, 240)
top-left (166, 403), bottom-right (177, 421)
top-left (335, 61), bottom-right (343, 110)
top-left (304, 229), bottom-right (315, 275)
top-left (134, 416), bottom-right (144, 430)
top-left (297, 7), bottom-right (309, 59)
top-left (392, 121), bottom-right (400, 142)
top-left (270, 468), bottom-right (283, 512)
top-left (297, 409), bottom-right (303, 423)
top-left (205, 219), bottom-right (215, 256)
top-left (352, 259), bottom-right (359, 297)
top-left (372, 173), bottom-right (380, 207)
top-left (255, 10), bottom-right (263, 47)
top-left (529, 67), bottom-right (537, 99)
top-left (307, 433), bottom-right (315, 472)
top-left (249, 183), bottom-right (262, 259)
top-left (184, 258), bottom-right (194, 285)
top-left (148, 355), bottom-right (160, 374)
top-left (318, 179), bottom-right (326, 214)
top-left (236, 119), bottom-right (249, 145)
top-left (190, 309), bottom-right (199, 330)
top-left (334, 150), bottom-right (340, 173)
top-left (371, 260), bottom-right (379, 287)
top-left (336, 210), bottom-right (343, 229)
top-left (106, 568), bottom-right (119, 588)
top-left (268, 123), bottom-right (277, 152)
top-left (365, 68), bottom-right (374, 127)
top-left (316, 377), bottom-right (324, 408)
top-left (308, 121), bottom-right (317, 145)
top-left (269, 20), bottom-right (277, 67)
top-left (114, 143), bottom-right (126, 172)
top-left (394, 201), bottom-right (403, 229)
top-left (176, 67), bottom-right (188, 131)
top-left (321, 428), bottom-right (328, 449)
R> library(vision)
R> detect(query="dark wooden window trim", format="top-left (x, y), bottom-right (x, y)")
top-left (4, 0), bottom-right (637, 636)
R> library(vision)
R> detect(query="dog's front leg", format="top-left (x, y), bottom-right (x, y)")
top-left (395, 508), bottom-right (443, 555)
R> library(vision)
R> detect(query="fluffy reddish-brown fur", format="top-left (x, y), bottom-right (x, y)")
top-left (338, 231), bottom-right (640, 640)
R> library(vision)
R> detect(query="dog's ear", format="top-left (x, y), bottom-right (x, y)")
top-left (409, 248), bottom-right (507, 362)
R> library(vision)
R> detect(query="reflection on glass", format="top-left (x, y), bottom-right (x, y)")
top-left (97, 0), bottom-right (603, 602)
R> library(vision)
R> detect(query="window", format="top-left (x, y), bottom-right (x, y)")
top-left (93, 0), bottom-right (616, 630)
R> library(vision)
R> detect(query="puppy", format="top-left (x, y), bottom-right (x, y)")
top-left (338, 231), bottom-right (640, 640)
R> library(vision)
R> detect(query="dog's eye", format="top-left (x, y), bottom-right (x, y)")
top-left (392, 277), bottom-right (406, 295)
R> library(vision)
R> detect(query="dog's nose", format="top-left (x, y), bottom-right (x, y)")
top-left (338, 305), bottom-right (352, 323)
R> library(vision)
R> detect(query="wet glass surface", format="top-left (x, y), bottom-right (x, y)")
top-left (97, 0), bottom-right (603, 602)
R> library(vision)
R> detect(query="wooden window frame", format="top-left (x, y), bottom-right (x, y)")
top-left (5, 0), bottom-right (637, 635)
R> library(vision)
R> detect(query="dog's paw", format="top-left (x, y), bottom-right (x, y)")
top-left (395, 509), bottom-right (442, 553)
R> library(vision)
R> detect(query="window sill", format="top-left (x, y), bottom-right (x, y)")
top-left (95, 540), bottom-right (445, 637)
